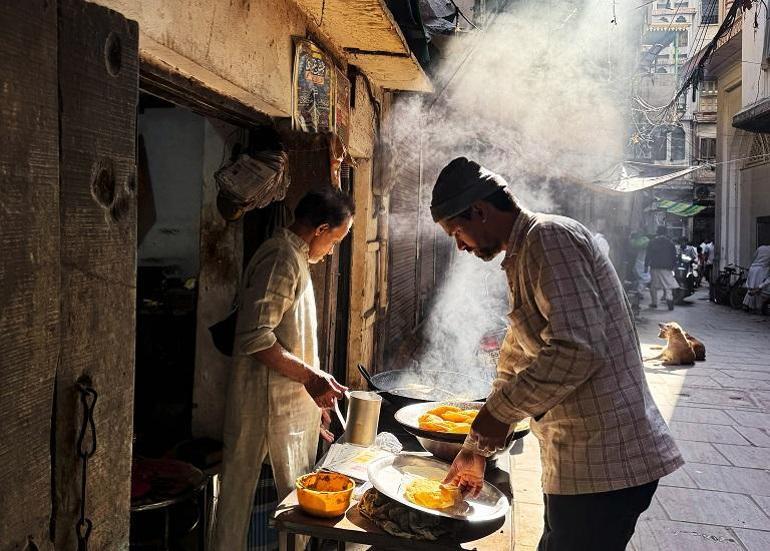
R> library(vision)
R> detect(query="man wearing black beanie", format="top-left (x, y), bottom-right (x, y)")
top-left (433, 157), bottom-right (683, 551)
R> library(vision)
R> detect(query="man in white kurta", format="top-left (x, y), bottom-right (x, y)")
top-left (213, 190), bottom-right (353, 549)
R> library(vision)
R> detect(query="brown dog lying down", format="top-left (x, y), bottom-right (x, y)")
top-left (647, 322), bottom-right (706, 366)
top-left (683, 330), bottom-right (706, 361)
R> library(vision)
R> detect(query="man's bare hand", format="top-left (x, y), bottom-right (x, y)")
top-left (468, 406), bottom-right (510, 454)
top-left (304, 371), bottom-right (347, 408)
top-left (320, 408), bottom-right (334, 443)
top-left (443, 449), bottom-right (486, 498)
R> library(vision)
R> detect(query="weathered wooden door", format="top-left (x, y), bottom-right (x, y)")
top-left (0, 1), bottom-right (138, 549)
top-left (54, 1), bottom-right (138, 548)
top-left (0, 2), bottom-right (60, 549)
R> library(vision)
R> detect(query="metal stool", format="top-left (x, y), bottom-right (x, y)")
top-left (130, 457), bottom-right (207, 550)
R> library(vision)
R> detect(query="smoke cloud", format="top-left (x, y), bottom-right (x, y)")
top-left (390, 1), bottom-right (640, 375)
top-left (418, 1), bottom-right (639, 193)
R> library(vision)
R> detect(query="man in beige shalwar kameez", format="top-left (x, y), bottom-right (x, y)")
top-left (213, 189), bottom-right (353, 550)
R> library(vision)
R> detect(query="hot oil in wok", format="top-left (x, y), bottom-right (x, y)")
top-left (389, 384), bottom-right (470, 401)
top-left (383, 369), bottom-right (491, 401)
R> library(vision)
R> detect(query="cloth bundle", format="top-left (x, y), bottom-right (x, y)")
top-left (215, 151), bottom-right (289, 220)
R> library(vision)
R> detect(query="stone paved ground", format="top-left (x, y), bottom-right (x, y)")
top-left (511, 288), bottom-right (770, 550)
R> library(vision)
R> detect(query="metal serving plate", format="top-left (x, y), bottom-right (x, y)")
top-left (366, 454), bottom-right (509, 522)
top-left (414, 428), bottom-right (530, 463)
top-left (394, 401), bottom-right (485, 443)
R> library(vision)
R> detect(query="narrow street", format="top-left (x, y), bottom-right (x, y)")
top-left (511, 288), bottom-right (770, 551)
top-left (6, 1), bottom-right (770, 549)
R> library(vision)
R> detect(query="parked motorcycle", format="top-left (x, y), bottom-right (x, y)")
top-left (673, 252), bottom-right (695, 304)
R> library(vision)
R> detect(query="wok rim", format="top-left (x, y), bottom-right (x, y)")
top-left (367, 368), bottom-right (491, 402)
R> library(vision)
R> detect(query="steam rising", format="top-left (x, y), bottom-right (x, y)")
top-left (416, 253), bottom-right (508, 380)
top-left (390, 1), bottom-right (639, 375)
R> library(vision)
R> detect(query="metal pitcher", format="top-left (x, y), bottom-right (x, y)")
top-left (344, 391), bottom-right (382, 446)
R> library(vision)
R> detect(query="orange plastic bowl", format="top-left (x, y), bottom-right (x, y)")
top-left (296, 472), bottom-right (355, 518)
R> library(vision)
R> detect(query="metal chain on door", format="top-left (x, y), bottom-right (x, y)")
top-left (75, 377), bottom-right (98, 551)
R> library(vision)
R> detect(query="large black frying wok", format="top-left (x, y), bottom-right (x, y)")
top-left (357, 364), bottom-right (491, 408)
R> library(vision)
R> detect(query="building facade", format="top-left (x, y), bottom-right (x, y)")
top-left (628, 0), bottom-right (722, 242)
top-left (705, 0), bottom-right (770, 269)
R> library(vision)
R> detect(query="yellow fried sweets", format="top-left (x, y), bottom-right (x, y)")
top-left (417, 406), bottom-right (478, 434)
top-left (417, 413), bottom-right (452, 432)
top-left (404, 478), bottom-right (460, 509)
top-left (445, 422), bottom-right (472, 434)
top-left (442, 410), bottom-right (477, 423)
top-left (427, 405), bottom-right (461, 416)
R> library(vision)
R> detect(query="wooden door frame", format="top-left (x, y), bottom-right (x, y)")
top-left (346, 159), bottom-right (378, 387)
top-left (139, 55), bottom-right (272, 128)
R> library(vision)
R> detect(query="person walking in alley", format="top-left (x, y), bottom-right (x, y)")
top-left (701, 236), bottom-right (715, 285)
top-left (430, 158), bottom-right (683, 551)
top-left (743, 244), bottom-right (770, 312)
top-left (680, 238), bottom-right (698, 266)
top-left (696, 243), bottom-right (705, 287)
top-left (212, 189), bottom-right (353, 550)
top-left (646, 226), bottom-right (679, 310)
top-left (627, 230), bottom-right (650, 294)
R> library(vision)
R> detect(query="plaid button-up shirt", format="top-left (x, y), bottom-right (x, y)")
top-left (484, 208), bottom-right (683, 495)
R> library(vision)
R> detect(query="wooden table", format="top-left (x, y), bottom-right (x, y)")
top-left (273, 454), bottom-right (513, 550)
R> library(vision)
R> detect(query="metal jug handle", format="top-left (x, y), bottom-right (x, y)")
top-left (333, 399), bottom-right (347, 430)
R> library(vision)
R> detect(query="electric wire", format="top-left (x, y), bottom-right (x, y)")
top-left (426, 2), bottom-right (508, 112)
top-left (449, 0), bottom-right (479, 29)
top-left (630, 1), bottom-right (722, 159)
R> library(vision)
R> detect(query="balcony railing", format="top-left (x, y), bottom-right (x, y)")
top-left (716, 9), bottom-right (742, 49)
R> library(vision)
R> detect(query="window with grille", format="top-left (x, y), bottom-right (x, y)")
top-left (671, 127), bottom-right (686, 161)
top-left (699, 96), bottom-right (718, 112)
top-left (701, 0), bottom-right (718, 24)
top-left (677, 31), bottom-right (688, 47)
top-left (652, 130), bottom-right (668, 160)
top-left (699, 81), bottom-right (717, 112)
top-left (699, 137), bottom-right (716, 161)
top-left (746, 134), bottom-right (770, 167)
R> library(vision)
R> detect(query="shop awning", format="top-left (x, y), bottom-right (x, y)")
top-left (289, 0), bottom-right (432, 92)
top-left (657, 199), bottom-right (708, 217)
top-left (590, 162), bottom-right (705, 193)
